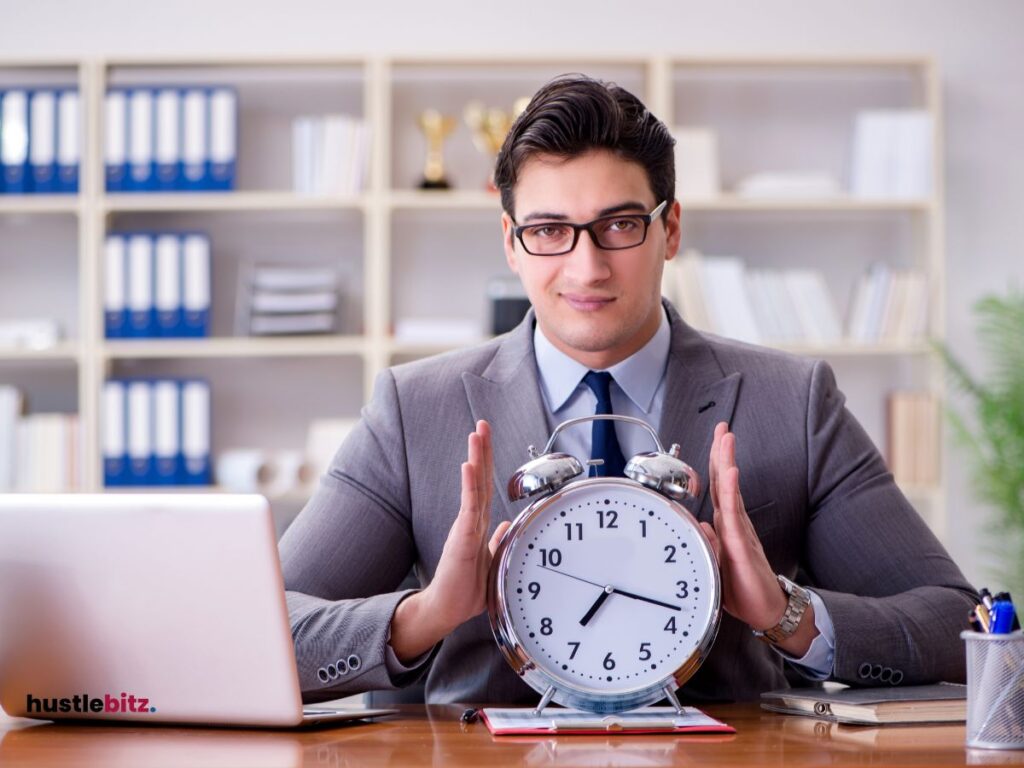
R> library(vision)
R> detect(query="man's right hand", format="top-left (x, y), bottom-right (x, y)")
top-left (389, 420), bottom-right (511, 663)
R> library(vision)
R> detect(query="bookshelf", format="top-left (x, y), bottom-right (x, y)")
top-left (0, 55), bottom-right (946, 536)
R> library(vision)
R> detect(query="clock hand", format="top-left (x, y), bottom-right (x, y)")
top-left (579, 585), bottom-right (614, 627)
top-left (538, 565), bottom-right (684, 613)
top-left (537, 564), bottom-right (605, 590)
top-left (611, 587), bottom-right (682, 612)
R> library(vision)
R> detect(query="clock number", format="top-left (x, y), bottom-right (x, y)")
top-left (639, 519), bottom-right (647, 538)
top-left (527, 581), bottom-right (541, 600)
top-left (603, 652), bottom-right (616, 670)
top-left (564, 522), bottom-right (583, 541)
top-left (596, 509), bottom-right (618, 528)
top-left (540, 617), bottom-right (553, 635)
top-left (664, 616), bottom-right (677, 634)
top-left (675, 580), bottom-right (689, 599)
top-left (539, 548), bottom-right (562, 567)
top-left (567, 641), bottom-right (580, 660)
top-left (664, 545), bottom-right (676, 563)
top-left (639, 642), bottom-right (652, 661)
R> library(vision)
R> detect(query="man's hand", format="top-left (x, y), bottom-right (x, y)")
top-left (698, 422), bottom-right (819, 657)
top-left (389, 420), bottom-right (511, 662)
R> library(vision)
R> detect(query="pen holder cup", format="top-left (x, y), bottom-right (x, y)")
top-left (962, 631), bottom-right (1024, 750)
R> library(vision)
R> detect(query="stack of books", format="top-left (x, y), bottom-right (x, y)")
top-left (850, 109), bottom-right (933, 199)
top-left (665, 250), bottom-right (842, 346)
top-left (0, 88), bottom-right (80, 194)
top-left (292, 114), bottom-right (370, 195)
top-left (242, 265), bottom-right (339, 336)
top-left (847, 263), bottom-right (929, 344)
top-left (762, 683), bottom-right (965, 725)
top-left (0, 385), bottom-right (80, 492)
top-left (887, 390), bottom-right (940, 487)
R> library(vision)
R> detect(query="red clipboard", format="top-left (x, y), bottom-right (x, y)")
top-left (479, 706), bottom-right (736, 736)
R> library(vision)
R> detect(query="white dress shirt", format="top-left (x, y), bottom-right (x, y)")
top-left (532, 307), bottom-right (836, 679)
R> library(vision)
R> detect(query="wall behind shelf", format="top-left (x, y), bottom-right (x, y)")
top-left (4, 0), bottom-right (1022, 589)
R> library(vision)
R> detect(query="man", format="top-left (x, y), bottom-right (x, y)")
top-left (279, 75), bottom-right (975, 704)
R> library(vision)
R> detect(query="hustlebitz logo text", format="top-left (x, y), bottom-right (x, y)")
top-left (26, 692), bottom-right (156, 714)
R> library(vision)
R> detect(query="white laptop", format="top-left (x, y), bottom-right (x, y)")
top-left (0, 493), bottom-right (397, 728)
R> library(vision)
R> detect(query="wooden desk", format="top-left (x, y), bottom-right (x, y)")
top-left (0, 704), bottom-right (1012, 766)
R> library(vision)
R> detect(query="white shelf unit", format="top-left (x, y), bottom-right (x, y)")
top-left (0, 55), bottom-right (945, 538)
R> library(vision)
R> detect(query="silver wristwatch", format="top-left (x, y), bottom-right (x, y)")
top-left (752, 574), bottom-right (811, 645)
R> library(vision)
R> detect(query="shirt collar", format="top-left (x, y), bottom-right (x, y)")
top-left (534, 306), bottom-right (671, 414)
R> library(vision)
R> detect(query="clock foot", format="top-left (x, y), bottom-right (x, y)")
top-left (533, 685), bottom-right (556, 716)
top-left (663, 685), bottom-right (685, 715)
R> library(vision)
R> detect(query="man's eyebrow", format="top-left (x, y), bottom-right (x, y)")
top-left (519, 201), bottom-right (649, 223)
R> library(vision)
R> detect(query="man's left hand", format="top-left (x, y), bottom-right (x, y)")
top-left (698, 422), bottom-right (819, 657)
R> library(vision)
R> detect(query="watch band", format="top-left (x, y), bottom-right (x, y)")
top-left (752, 575), bottom-right (811, 645)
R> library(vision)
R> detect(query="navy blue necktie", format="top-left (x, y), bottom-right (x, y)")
top-left (583, 370), bottom-right (627, 478)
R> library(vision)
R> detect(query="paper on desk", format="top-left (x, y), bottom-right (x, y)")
top-left (480, 705), bottom-right (735, 735)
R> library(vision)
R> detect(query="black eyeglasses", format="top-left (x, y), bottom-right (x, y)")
top-left (511, 200), bottom-right (667, 256)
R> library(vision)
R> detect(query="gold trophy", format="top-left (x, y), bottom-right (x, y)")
top-left (464, 98), bottom-right (530, 190)
top-left (417, 109), bottom-right (457, 190)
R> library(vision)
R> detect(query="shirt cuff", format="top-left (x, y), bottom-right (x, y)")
top-left (384, 643), bottom-right (434, 677)
top-left (382, 590), bottom-right (440, 684)
top-left (771, 589), bottom-right (836, 680)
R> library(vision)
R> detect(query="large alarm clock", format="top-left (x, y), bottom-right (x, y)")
top-left (487, 415), bottom-right (721, 715)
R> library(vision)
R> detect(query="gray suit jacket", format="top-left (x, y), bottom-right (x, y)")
top-left (279, 302), bottom-right (976, 704)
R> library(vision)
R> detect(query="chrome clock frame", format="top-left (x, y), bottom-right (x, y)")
top-left (487, 477), bottom-right (721, 714)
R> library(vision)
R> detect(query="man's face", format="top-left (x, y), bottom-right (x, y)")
top-left (502, 149), bottom-right (681, 369)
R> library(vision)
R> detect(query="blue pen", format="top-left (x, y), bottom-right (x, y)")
top-left (1006, 592), bottom-right (1022, 631)
top-left (989, 593), bottom-right (1016, 634)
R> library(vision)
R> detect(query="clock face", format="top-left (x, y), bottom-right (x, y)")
top-left (490, 478), bottom-right (720, 711)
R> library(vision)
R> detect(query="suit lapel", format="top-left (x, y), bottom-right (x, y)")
top-left (463, 311), bottom-right (551, 524)
top-left (659, 303), bottom-right (742, 523)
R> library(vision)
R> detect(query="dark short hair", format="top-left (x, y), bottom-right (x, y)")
top-left (494, 74), bottom-right (675, 219)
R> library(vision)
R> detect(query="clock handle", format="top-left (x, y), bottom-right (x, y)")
top-left (540, 414), bottom-right (665, 455)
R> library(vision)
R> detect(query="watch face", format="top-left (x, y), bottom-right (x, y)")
top-left (489, 478), bottom-right (720, 712)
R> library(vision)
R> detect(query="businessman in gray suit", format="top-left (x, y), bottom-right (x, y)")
top-left (279, 75), bottom-right (976, 705)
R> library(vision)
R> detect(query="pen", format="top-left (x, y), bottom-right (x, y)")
top-left (1006, 592), bottom-right (1022, 631)
top-left (975, 603), bottom-right (991, 632)
top-left (979, 588), bottom-right (995, 613)
top-left (989, 593), bottom-right (1016, 634)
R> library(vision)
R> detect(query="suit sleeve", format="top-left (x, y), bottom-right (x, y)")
top-left (278, 369), bottom-right (435, 702)
top-left (800, 359), bottom-right (977, 686)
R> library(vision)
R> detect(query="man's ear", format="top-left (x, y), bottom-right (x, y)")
top-left (501, 212), bottom-right (519, 274)
top-left (664, 200), bottom-right (682, 262)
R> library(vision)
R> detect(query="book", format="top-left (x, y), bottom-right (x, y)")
top-left (761, 683), bottom-right (966, 725)
top-left (480, 706), bottom-right (735, 736)
top-left (250, 312), bottom-right (335, 335)
top-left (672, 127), bottom-right (720, 200)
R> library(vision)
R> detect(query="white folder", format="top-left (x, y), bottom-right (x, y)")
top-left (127, 380), bottom-right (153, 484)
top-left (56, 89), bottom-right (80, 192)
top-left (154, 233), bottom-right (182, 336)
top-left (127, 234), bottom-right (154, 337)
top-left (29, 89), bottom-right (57, 192)
top-left (208, 87), bottom-right (236, 189)
top-left (1, 90), bottom-right (30, 192)
top-left (181, 88), bottom-right (207, 188)
top-left (102, 380), bottom-right (127, 486)
top-left (128, 89), bottom-right (155, 189)
top-left (155, 88), bottom-right (181, 189)
top-left (153, 379), bottom-right (180, 484)
top-left (181, 380), bottom-right (211, 484)
top-left (104, 89), bottom-right (128, 190)
top-left (182, 233), bottom-right (211, 336)
top-left (103, 234), bottom-right (127, 338)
